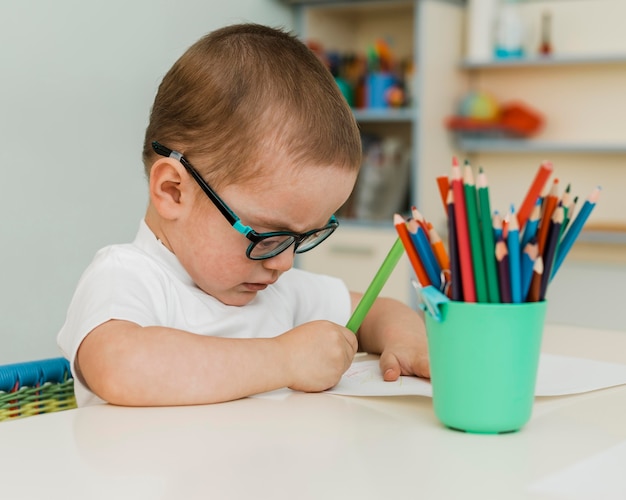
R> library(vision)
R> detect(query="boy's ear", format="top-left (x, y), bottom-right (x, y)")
top-left (149, 158), bottom-right (192, 220)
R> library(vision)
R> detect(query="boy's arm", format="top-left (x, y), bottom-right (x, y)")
top-left (77, 318), bottom-right (357, 406)
top-left (351, 292), bottom-right (430, 381)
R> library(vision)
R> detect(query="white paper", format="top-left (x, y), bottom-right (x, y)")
top-left (326, 353), bottom-right (626, 398)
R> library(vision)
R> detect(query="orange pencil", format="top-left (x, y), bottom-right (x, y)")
top-left (450, 158), bottom-right (476, 302)
top-left (537, 178), bottom-right (559, 254)
top-left (436, 175), bottom-right (450, 213)
top-left (393, 213), bottom-right (431, 287)
top-left (517, 161), bottom-right (553, 229)
top-left (428, 225), bottom-right (450, 272)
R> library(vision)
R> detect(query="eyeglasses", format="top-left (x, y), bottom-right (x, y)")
top-left (152, 141), bottom-right (339, 260)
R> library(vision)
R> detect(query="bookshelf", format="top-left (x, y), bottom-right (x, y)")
top-left (290, 0), bottom-right (420, 304)
top-left (447, 0), bottom-right (626, 251)
top-left (288, 0), bottom-right (626, 325)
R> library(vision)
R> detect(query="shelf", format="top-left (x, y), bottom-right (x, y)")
top-left (455, 138), bottom-right (626, 154)
top-left (461, 54), bottom-right (626, 70)
top-left (578, 231), bottom-right (626, 246)
top-left (352, 107), bottom-right (415, 123)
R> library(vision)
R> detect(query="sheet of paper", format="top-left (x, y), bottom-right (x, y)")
top-left (326, 353), bottom-right (626, 397)
top-left (528, 439), bottom-right (626, 499)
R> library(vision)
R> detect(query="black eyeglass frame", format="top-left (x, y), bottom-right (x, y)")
top-left (151, 141), bottom-right (339, 260)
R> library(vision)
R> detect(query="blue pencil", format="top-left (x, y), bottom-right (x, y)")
top-left (492, 211), bottom-right (503, 242)
top-left (551, 186), bottom-right (601, 280)
top-left (521, 238), bottom-right (538, 301)
top-left (408, 220), bottom-right (442, 290)
top-left (507, 205), bottom-right (522, 303)
top-left (520, 198), bottom-right (541, 249)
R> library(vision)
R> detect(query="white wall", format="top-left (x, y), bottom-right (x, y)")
top-left (0, 0), bottom-right (292, 364)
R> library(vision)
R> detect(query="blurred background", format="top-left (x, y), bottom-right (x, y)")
top-left (1, 0), bottom-right (624, 364)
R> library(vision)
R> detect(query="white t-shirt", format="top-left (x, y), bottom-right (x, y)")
top-left (57, 221), bottom-right (352, 406)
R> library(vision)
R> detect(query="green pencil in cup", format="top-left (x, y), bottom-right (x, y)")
top-left (346, 237), bottom-right (404, 333)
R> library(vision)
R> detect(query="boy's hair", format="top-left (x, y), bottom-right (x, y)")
top-left (142, 23), bottom-right (362, 188)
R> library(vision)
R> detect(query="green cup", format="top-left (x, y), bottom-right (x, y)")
top-left (425, 300), bottom-right (547, 434)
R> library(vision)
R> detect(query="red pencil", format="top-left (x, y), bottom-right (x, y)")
top-left (517, 161), bottom-right (553, 230)
top-left (393, 214), bottom-right (431, 287)
top-left (450, 158), bottom-right (476, 302)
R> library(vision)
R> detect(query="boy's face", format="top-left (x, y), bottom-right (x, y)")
top-left (168, 160), bottom-right (358, 307)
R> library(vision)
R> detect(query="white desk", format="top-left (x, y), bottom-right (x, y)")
top-left (1, 324), bottom-right (625, 500)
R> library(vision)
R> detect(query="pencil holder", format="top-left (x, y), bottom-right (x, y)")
top-left (425, 300), bottom-right (546, 434)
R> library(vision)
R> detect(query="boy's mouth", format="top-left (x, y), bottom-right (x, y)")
top-left (242, 282), bottom-right (270, 292)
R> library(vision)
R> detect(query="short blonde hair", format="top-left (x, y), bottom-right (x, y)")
top-left (142, 23), bottom-right (362, 189)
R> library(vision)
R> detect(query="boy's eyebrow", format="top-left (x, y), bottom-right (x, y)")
top-left (246, 213), bottom-right (329, 234)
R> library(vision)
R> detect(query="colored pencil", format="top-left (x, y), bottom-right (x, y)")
top-left (463, 162), bottom-right (488, 302)
top-left (517, 161), bottom-right (553, 229)
top-left (520, 237), bottom-right (538, 301)
top-left (450, 158), bottom-right (476, 302)
top-left (495, 238), bottom-right (512, 303)
top-left (560, 183), bottom-right (572, 221)
top-left (492, 211), bottom-right (503, 241)
top-left (436, 176), bottom-right (450, 213)
top-left (393, 213), bottom-right (431, 287)
top-left (476, 167), bottom-right (500, 303)
top-left (551, 187), bottom-right (601, 280)
top-left (447, 188), bottom-right (463, 301)
top-left (562, 195), bottom-right (579, 234)
top-left (408, 219), bottom-right (442, 290)
top-left (537, 178), bottom-right (560, 254)
top-left (539, 205), bottom-right (564, 300)
top-left (346, 237), bottom-right (405, 333)
top-left (411, 206), bottom-right (430, 235)
top-left (520, 198), bottom-right (541, 249)
top-left (507, 205), bottom-right (522, 303)
top-left (527, 255), bottom-right (544, 302)
top-left (428, 225), bottom-right (450, 276)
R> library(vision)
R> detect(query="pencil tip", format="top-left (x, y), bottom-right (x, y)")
top-left (452, 156), bottom-right (458, 166)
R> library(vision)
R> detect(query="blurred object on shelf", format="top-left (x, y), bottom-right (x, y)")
top-left (306, 37), bottom-right (412, 110)
top-left (458, 90), bottom-right (500, 120)
top-left (466, 0), bottom-right (498, 61)
top-left (338, 134), bottom-right (411, 221)
top-left (365, 72), bottom-right (395, 108)
top-left (539, 10), bottom-right (553, 56)
top-left (494, 0), bottom-right (525, 59)
top-left (446, 92), bottom-right (544, 138)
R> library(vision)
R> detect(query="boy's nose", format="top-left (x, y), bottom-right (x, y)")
top-left (261, 248), bottom-right (295, 273)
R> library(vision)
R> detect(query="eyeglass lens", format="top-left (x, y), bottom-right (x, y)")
top-left (248, 226), bottom-right (335, 260)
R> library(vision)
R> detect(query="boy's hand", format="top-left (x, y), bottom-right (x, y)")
top-left (379, 337), bottom-right (430, 382)
top-left (353, 295), bottom-right (430, 382)
top-left (278, 320), bottom-right (358, 393)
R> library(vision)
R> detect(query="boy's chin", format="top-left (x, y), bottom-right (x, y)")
top-left (215, 290), bottom-right (260, 307)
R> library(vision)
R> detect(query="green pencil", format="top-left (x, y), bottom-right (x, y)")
top-left (463, 161), bottom-right (489, 303)
top-left (346, 237), bottom-right (404, 333)
top-left (477, 167), bottom-right (501, 303)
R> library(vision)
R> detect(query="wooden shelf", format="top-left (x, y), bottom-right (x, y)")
top-left (456, 138), bottom-right (626, 154)
top-left (352, 107), bottom-right (416, 123)
top-left (461, 54), bottom-right (626, 70)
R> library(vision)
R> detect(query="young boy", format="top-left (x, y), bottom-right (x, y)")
top-left (57, 23), bottom-right (429, 407)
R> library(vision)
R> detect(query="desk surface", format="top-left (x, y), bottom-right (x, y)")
top-left (1, 324), bottom-right (625, 500)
